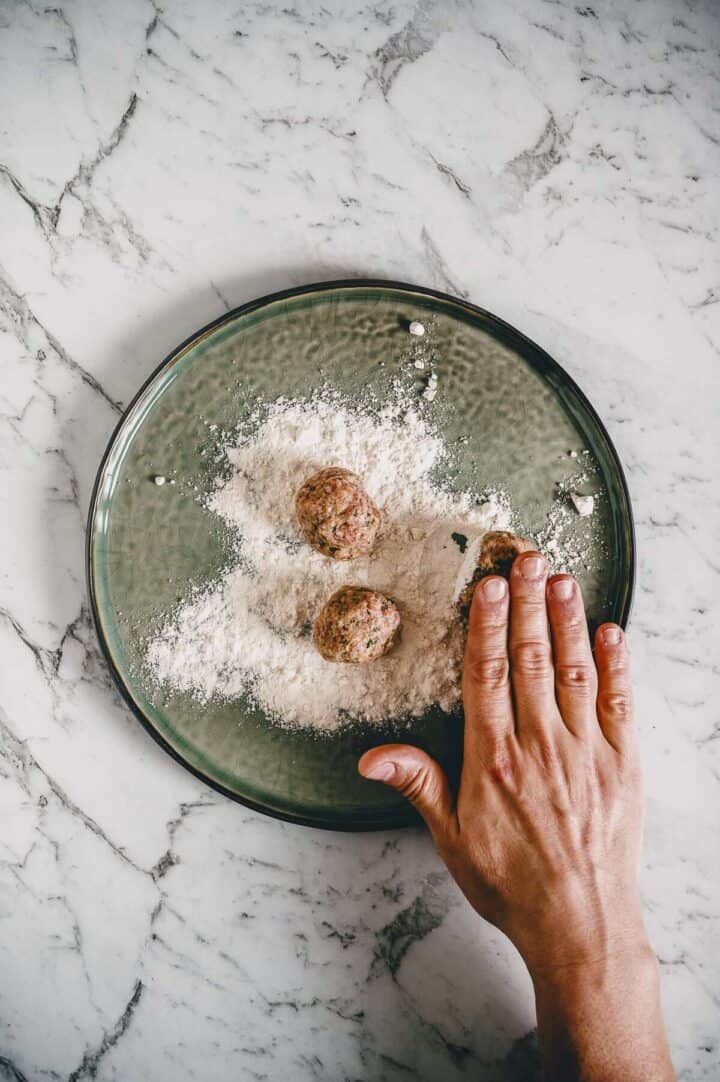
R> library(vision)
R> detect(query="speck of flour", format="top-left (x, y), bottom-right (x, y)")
top-left (146, 391), bottom-right (510, 731)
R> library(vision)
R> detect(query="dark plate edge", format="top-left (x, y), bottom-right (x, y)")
top-left (85, 277), bottom-right (636, 833)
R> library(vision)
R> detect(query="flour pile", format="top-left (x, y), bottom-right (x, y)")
top-left (146, 394), bottom-right (509, 731)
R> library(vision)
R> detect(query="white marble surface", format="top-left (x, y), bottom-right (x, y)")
top-left (1, 0), bottom-right (719, 1078)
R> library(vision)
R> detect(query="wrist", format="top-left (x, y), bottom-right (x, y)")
top-left (531, 942), bottom-right (673, 1082)
top-left (530, 935), bottom-right (658, 1003)
top-left (509, 876), bottom-right (649, 979)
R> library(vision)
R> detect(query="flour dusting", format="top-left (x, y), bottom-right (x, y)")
top-left (146, 392), bottom-right (509, 731)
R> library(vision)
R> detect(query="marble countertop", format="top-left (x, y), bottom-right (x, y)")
top-left (1, 1), bottom-right (718, 1079)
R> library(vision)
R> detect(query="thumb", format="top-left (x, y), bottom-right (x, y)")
top-left (358, 744), bottom-right (454, 839)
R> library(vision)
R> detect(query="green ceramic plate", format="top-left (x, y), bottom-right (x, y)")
top-left (87, 280), bottom-right (634, 831)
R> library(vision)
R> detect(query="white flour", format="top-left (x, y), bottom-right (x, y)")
top-left (146, 393), bottom-right (509, 731)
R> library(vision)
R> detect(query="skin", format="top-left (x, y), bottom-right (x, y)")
top-left (359, 552), bottom-right (675, 1082)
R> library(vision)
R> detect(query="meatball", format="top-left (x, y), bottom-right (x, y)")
top-left (313, 586), bottom-right (401, 663)
top-left (296, 467), bottom-right (381, 560)
top-left (458, 530), bottom-right (535, 617)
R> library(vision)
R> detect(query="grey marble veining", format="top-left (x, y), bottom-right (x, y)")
top-left (1, 1), bottom-right (718, 1079)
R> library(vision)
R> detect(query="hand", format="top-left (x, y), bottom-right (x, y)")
top-left (359, 552), bottom-right (674, 1081)
top-left (359, 553), bottom-right (642, 967)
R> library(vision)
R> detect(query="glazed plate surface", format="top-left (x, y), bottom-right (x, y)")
top-left (87, 281), bottom-right (634, 830)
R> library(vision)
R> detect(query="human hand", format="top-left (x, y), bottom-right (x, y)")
top-left (359, 552), bottom-right (674, 1080)
top-left (360, 552), bottom-right (644, 970)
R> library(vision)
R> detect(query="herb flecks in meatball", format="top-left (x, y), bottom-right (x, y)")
top-left (313, 586), bottom-right (401, 663)
top-left (296, 467), bottom-right (381, 561)
top-left (458, 530), bottom-right (535, 617)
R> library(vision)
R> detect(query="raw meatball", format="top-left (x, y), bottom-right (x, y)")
top-left (458, 530), bottom-right (535, 617)
top-left (313, 586), bottom-right (401, 663)
top-left (296, 467), bottom-right (381, 560)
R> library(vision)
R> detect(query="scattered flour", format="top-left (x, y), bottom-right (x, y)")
top-left (535, 453), bottom-right (603, 574)
top-left (146, 393), bottom-right (509, 731)
top-left (570, 491), bottom-right (595, 517)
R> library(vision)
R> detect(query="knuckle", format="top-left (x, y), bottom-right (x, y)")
top-left (470, 596), bottom-right (508, 623)
top-left (555, 663), bottom-right (595, 691)
top-left (599, 690), bottom-right (633, 722)
top-left (485, 747), bottom-right (516, 788)
top-left (557, 609), bottom-right (585, 631)
top-left (398, 766), bottom-right (433, 803)
top-left (515, 593), bottom-right (548, 613)
top-left (511, 640), bottom-right (552, 676)
top-left (466, 654), bottom-right (509, 690)
top-left (603, 651), bottom-right (629, 674)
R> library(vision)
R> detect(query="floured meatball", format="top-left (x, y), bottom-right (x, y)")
top-left (313, 586), bottom-right (401, 663)
top-left (458, 530), bottom-right (535, 617)
top-left (296, 467), bottom-right (381, 560)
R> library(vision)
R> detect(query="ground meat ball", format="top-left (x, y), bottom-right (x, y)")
top-left (458, 530), bottom-right (535, 617)
top-left (296, 467), bottom-right (381, 560)
top-left (313, 586), bottom-right (401, 663)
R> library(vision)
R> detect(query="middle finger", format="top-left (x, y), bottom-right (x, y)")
top-left (509, 552), bottom-right (561, 739)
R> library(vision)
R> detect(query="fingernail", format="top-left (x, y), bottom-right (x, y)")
top-left (482, 577), bottom-right (507, 601)
top-left (550, 577), bottom-right (574, 600)
top-left (602, 626), bottom-right (621, 645)
top-left (361, 761), bottom-right (396, 782)
top-left (519, 554), bottom-right (545, 580)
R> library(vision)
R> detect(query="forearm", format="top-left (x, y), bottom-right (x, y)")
top-left (531, 942), bottom-right (675, 1082)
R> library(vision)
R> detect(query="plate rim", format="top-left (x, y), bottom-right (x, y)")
top-left (86, 277), bottom-right (636, 832)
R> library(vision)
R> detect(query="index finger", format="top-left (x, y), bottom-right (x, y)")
top-left (462, 575), bottom-right (515, 763)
